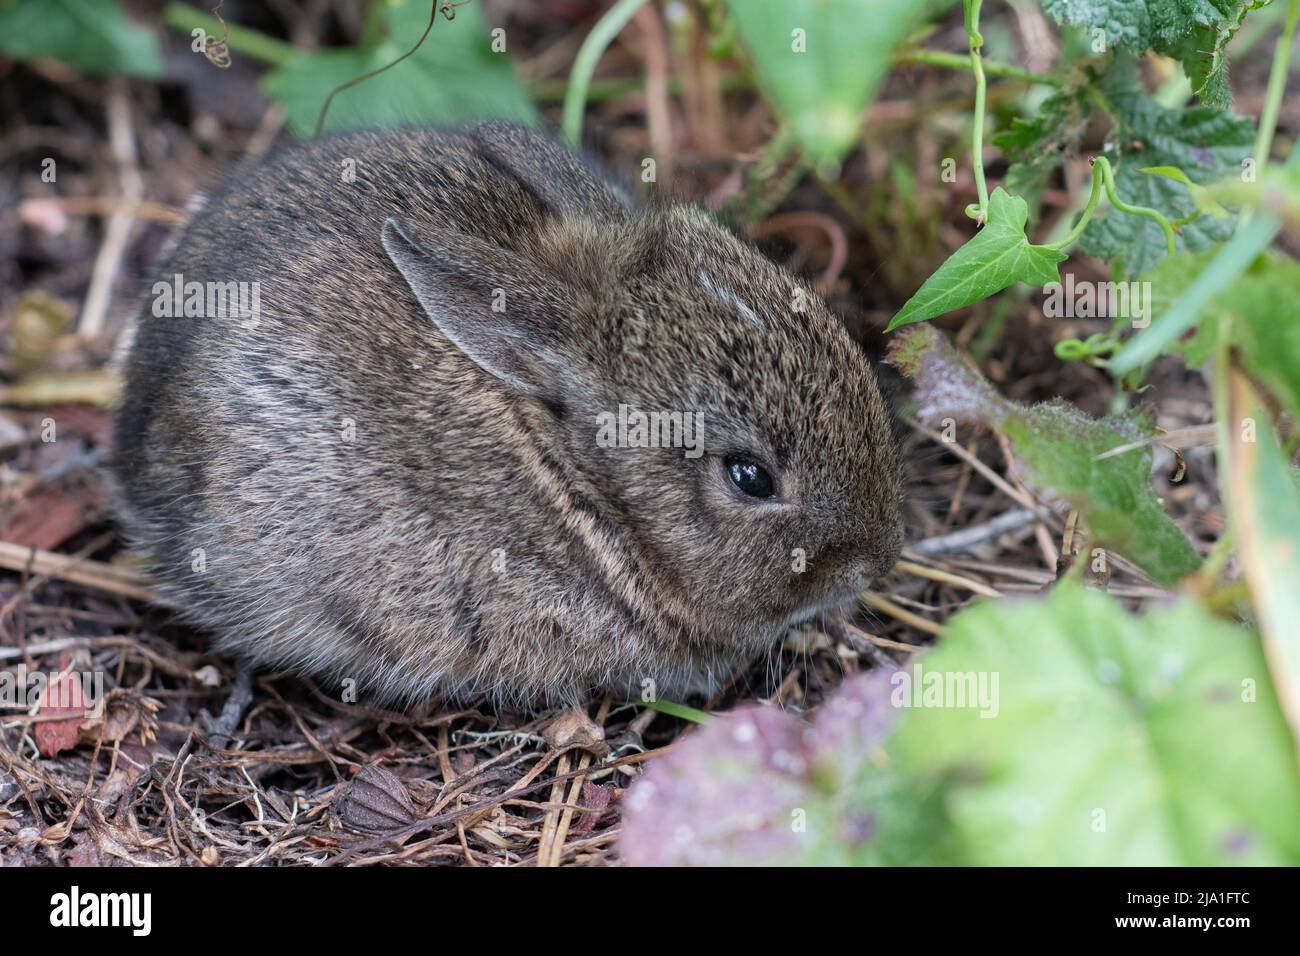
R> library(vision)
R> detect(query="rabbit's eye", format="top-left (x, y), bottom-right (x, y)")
top-left (725, 455), bottom-right (775, 499)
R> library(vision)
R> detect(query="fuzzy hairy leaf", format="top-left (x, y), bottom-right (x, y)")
top-left (889, 325), bottom-right (1201, 584)
top-left (887, 189), bottom-right (1067, 329)
top-left (1078, 55), bottom-right (1254, 277)
top-left (1153, 2), bottom-right (1268, 108)
top-left (889, 581), bottom-right (1300, 865)
top-left (262, 0), bottom-right (535, 136)
top-left (1157, 24), bottom-right (1231, 108)
top-left (1039, 0), bottom-right (1239, 52)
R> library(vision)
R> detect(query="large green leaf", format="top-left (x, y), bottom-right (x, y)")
top-left (1079, 54), bottom-right (1254, 277)
top-left (723, 0), bottom-right (947, 169)
top-left (889, 324), bottom-right (1201, 584)
top-left (0, 0), bottom-right (161, 78)
top-left (890, 581), bottom-right (1300, 865)
top-left (622, 581), bottom-right (1300, 865)
top-left (262, 0), bottom-right (535, 136)
top-left (887, 189), bottom-right (1067, 329)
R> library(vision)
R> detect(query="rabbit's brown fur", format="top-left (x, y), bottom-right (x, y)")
top-left (113, 123), bottom-right (903, 708)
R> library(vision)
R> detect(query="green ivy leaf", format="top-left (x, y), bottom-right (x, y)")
top-left (723, 0), bottom-right (947, 170)
top-left (1038, 0), bottom-right (1239, 52)
top-left (0, 0), bottom-right (161, 78)
top-left (262, 0), bottom-right (535, 136)
top-left (890, 581), bottom-right (1300, 865)
top-left (1078, 54), bottom-right (1254, 277)
top-left (887, 189), bottom-right (1067, 329)
top-left (888, 324), bottom-right (1201, 584)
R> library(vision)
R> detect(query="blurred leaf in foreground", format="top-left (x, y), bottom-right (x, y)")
top-left (888, 324), bottom-right (1200, 584)
top-left (620, 670), bottom-right (946, 865)
top-left (723, 0), bottom-right (947, 171)
top-left (890, 581), bottom-right (1300, 865)
top-left (1224, 372), bottom-right (1300, 760)
top-left (1130, 249), bottom-right (1300, 422)
top-left (887, 189), bottom-right (1067, 329)
top-left (262, 0), bottom-right (535, 136)
top-left (622, 583), bottom-right (1300, 866)
top-left (0, 0), bottom-right (162, 78)
top-left (1227, 253), bottom-right (1300, 424)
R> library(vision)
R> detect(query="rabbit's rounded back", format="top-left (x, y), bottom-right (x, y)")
top-left (113, 123), bottom-right (903, 708)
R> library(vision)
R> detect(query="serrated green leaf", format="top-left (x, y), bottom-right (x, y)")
top-left (1153, 3), bottom-right (1269, 108)
top-left (0, 0), bottom-right (161, 78)
top-left (262, 0), bottom-right (534, 136)
top-left (890, 581), bottom-right (1300, 865)
top-left (723, 0), bottom-right (947, 168)
top-left (888, 324), bottom-right (1201, 584)
top-left (1157, 24), bottom-right (1231, 108)
top-left (995, 89), bottom-right (1090, 203)
top-left (1039, 0), bottom-right (1240, 52)
top-left (887, 189), bottom-right (1067, 329)
top-left (1078, 54), bottom-right (1255, 277)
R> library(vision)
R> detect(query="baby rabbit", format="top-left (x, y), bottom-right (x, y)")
top-left (113, 122), bottom-right (904, 709)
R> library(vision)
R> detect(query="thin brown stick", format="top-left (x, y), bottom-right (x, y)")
top-left (0, 541), bottom-right (163, 605)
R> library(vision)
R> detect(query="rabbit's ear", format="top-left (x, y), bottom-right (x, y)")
top-left (381, 217), bottom-right (577, 398)
top-left (472, 122), bottom-right (632, 221)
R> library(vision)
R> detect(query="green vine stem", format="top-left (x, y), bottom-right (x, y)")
top-left (1046, 156), bottom-right (1177, 257)
top-left (892, 47), bottom-right (1061, 87)
top-left (562, 0), bottom-right (651, 146)
top-left (1054, 332), bottom-right (1118, 365)
top-left (963, 0), bottom-right (990, 223)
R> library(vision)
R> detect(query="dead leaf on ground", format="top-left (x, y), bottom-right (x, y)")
top-left (335, 764), bottom-right (421, 833)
